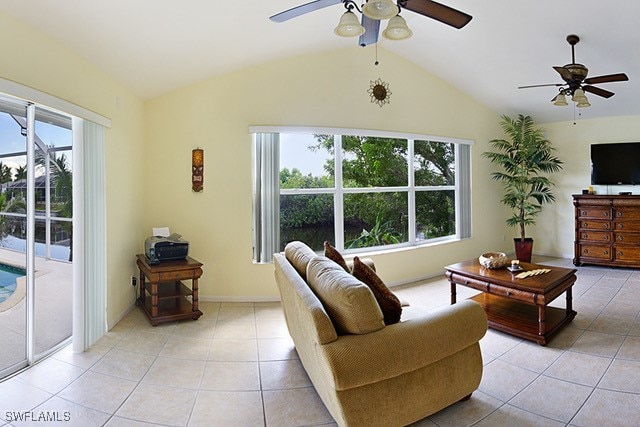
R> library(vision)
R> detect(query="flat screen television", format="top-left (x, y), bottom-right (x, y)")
top-left (590, 142), bottom-right (640, 185)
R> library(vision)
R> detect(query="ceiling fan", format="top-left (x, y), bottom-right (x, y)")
top-left (269, 0), bottom-right (472, 46)
top-left (518, 34), bottom-right (629, 107)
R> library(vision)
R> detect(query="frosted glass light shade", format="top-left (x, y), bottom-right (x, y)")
top-left (362, 0), bottom-right (398, 20)
top-left (382, 15), bottom-right (412, 40)
top-left (572, 88), bottom-right (588, 103)
top-left (553, 93), bottom-right (568, 106)
top-left (577, 98), bottom-right (591, 108)
top-left (334, 11), bottom-right (366, 37)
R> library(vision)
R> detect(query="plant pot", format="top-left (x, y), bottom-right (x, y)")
top-left (514, 238), bottom-right (534, 263)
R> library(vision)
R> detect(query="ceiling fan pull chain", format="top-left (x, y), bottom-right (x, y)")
top-left (573, 103), bottom-right (582, 125)
top-left (375, 42), bottom-right (379, 66)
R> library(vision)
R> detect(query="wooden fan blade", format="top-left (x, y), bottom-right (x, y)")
top-left (584, 73), bottom-right (629, 85)
top-left (553, 66), bottom-right (574, 82)
top-left (518, 83), bottom-right (564, 89)
top-left (400, 0), bottom-right (472, 29)
top-left (269, 0), bottom-right (342, 22)
top-left (583, 85), bottom-right (615, 98)
top-left (359, 15), bottom-right (380, 47)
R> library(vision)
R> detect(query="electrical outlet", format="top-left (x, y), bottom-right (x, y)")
top-left (131, 276), bottom-right (137, 287)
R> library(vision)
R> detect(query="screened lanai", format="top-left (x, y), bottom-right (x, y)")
top-left (0, 97), bottom-right (73, 380)
top-left (0, 103), bottom-right (73, 262)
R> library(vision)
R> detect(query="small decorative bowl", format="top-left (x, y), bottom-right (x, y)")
top-left (478, 252), bottom-right (508, 269)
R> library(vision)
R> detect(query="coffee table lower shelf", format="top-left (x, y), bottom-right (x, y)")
top-left (470, 293), bottom-right (576, 346)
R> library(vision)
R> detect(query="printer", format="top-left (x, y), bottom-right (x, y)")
top-left (145, 233), bottom-right (189, 264)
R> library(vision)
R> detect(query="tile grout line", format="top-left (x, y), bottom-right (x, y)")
top-left (564, 272), bottom-right (637, 426)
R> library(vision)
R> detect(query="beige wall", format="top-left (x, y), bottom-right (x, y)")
top-left (0, 12), bottom-right (146, 325)
top-left (5, 8), bottom-right (570, 313)
top-left (533, 116), bottom-right (640, 259)
top-left (144, 47), bottom-right (509, 300)
top-left (4, 8), bottom-right (639, 331)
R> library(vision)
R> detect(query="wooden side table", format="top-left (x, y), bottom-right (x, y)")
top-left (136, 254), bottom-right (204, 326)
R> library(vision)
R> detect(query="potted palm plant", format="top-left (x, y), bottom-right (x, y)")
top-left (483, 114), bottom-right (563, 262)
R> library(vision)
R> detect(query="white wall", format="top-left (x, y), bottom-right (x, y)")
top-left (144, 47), bottom-right (509, 299)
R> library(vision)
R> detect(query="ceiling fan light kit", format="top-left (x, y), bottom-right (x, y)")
top-left (362, 0), bottom-right (398, 20)
top-left (335, 10), bottom-right (366, 36)
top-left (270, 0), bottom-right (471, 47)
top-left (572, 88), bottom-right (588, 103)
top-left (519, 34), bottom-right (629, 110)
top-left (553, 92), bottom-right (568, 106)
top-left (382, 15), bottom-right (413, 40)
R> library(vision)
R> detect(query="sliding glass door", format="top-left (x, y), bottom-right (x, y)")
top-left (33, 106), bottom-right (73, 357)
top-left (0, 101), bottom-right (28, 377)
top-left (0, 97), bottom-right (73, 378)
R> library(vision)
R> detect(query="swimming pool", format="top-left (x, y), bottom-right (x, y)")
top-left (0, 264), bottom-right (26, 304)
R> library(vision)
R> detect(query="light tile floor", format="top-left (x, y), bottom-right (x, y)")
top-left (1, 256), bottom-right (640, 426)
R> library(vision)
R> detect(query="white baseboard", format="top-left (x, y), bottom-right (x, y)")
top-left (386, 271), bottom-right (445, 288)
top-left (107, 299), bottom-right (137, 331)
top-left (198, 295), bottom-right (281, 303)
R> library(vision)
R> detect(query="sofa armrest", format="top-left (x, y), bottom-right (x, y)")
top-left (318, 299), bottom-right (487, 390)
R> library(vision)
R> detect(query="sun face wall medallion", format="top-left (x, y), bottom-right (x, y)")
top-left (368, 78), bottom-right (391, 107)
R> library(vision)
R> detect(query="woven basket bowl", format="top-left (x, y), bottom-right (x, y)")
top-left (478, 252), bottom-right (508, 269)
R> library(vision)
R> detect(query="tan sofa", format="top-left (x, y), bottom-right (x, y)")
top-left (273, 241), bottom-right (488, 427)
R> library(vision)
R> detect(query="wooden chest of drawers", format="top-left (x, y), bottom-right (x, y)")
top-left (574, 194), bottom-right (640, 267)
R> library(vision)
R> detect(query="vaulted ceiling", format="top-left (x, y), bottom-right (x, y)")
top-left (2, 1), bottom-right (639, 123)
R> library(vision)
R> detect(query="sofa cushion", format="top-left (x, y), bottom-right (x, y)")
top-left (284, 241), bottom-right (317, 281)
top-left (352, 256), bottom-right (402, 325)
top-left (307, 256), bottom-right (385, 335)
top-left (324, 241), bottom-right (350, 272)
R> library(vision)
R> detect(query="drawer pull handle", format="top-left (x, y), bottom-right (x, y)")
top-left (617, 212), bottom-right (623, 217)
top-left (618, 224), bottom-right (624, 229)
top-left (618, 251), bottom-right (623, 256)
top-left (584, 222), bottom-right (589, 227)
top-left (618, 235), bottom-right (624, 241)
top-left (582, 210), bottom-right (587, 216)
top-left (583, 233), bottom-right (588, 239)
top-left (605, 223), bottom-right (610, 229)
top-left (583, 249), bottom-right (589, 254)
top-left (604, 212), bottom-right (609, 217)
top-left (605, 235), bottom-right (609, 240)
top-left (604, 250), bottom-right (609, 255)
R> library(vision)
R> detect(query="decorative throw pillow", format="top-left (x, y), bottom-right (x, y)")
top-left (352, 256), bottom-right (402, 325)
top-left (307, 256), bottom-right (385, 335)
top-left (323, 241), bottom-right (350, 273)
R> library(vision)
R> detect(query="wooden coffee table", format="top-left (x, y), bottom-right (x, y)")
top-left (445, 259), bottom-right (577, 346)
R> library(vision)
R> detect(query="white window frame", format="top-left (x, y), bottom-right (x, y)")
top-left (251, 126), bottom-right (473, 262)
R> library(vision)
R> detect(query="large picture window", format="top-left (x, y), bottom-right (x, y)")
top-left (252, 128), bottom-right (472, 262)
